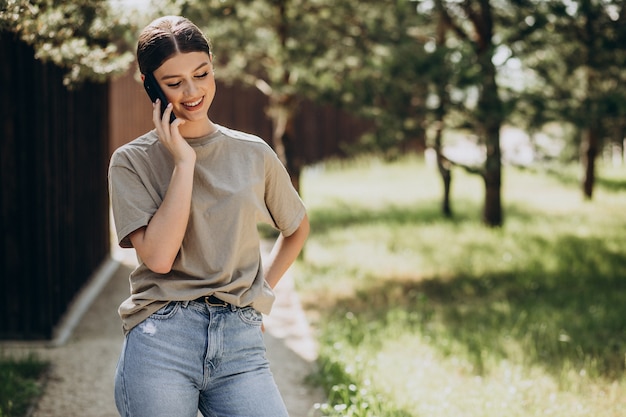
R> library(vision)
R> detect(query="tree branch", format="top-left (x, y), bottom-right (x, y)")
top-left (434, 148), bottom-right (485, 177)
top-left (437, 0), bottom-right (471, 42)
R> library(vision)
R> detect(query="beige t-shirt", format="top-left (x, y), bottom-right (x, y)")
top-left (108, 125), bottom-right (306, 333)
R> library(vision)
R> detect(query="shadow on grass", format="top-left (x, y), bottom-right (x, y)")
top-left (308, 197), bottom-right (541, 235)
top-left (596, 175), bottom-right (626, 192)
top-left (518, 164), bottom-right (626, 193)
top-left (325, 232), bottom-right (626, 381)
top-left (309, 198), bottom-right (510, 234)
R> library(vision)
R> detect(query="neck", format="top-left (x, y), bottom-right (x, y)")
top-left (179, 117), bottom-right (217, 139)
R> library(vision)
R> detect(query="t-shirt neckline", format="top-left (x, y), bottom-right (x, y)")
top-left (150, 125), bottom-right (223, 147)
top-left (185, 125), bottom-right (223, 147)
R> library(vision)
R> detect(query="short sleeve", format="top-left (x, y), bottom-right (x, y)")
top-left (263, 151), bottom-right (306, 236)
top-left (108, 152), bottom-right (160, 248)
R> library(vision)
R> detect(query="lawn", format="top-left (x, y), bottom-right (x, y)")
top-left (296, 156), bottom-right (626, 417)
top-left (0, 354), bottom-right (47, 417)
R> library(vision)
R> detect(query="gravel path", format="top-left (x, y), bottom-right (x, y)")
top-left (6, 244), bottom-right (324, 417)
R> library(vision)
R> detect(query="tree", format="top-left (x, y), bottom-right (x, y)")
top-left (1, 0), bottom-right (135, 85)
top-left (430, 0), bottom-right (455, 217)
top-left (327, 0), bottom-right (434, 158)
top-left (413, 0), bottom-right (506, 226)
top-left (511, 0), bottom-right (626, 198)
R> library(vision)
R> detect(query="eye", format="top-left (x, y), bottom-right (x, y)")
top-left (195, 72), bottom-right (209, 79)
top-left (166, 81), bottom-right (182, 88)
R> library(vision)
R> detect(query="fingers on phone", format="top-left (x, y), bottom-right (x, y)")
top-left (152, 99), bottom-right (177, 128)
top-left (152, 100), bottom-right (160, 122)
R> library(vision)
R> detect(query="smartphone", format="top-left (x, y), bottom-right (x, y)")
top-left (143, 72), bottom-right (176, 123)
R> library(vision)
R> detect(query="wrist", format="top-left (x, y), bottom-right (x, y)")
top-left (173, 155), bottom-right (196, 169)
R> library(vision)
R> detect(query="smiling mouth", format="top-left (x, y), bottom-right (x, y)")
top-left (182, 96), bottom-right (203, 109)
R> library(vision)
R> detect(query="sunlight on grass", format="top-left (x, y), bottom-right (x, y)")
top-left (298, 155), bottom-right (626, 417)
top-left (371, 335), bottom-right (625, 417)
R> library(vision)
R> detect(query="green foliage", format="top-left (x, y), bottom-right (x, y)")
top-left (511, 0), bottom-right (626, 140)
top-left (298, 156), bottom-right (626, 416)
top-left (0, 354), bottom-right (48, 417)
top-left (181, 0), bottom-right (347, 96)
top-left (333, 1), bottom-right (435, 155)
top-left (1, 0), bottom-right (136, 85)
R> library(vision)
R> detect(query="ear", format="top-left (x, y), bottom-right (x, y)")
top-left (140, 73), bottom-right (145, 82)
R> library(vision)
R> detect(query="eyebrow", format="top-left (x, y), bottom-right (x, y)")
top-left (160, 62), bottom-right (211, 80)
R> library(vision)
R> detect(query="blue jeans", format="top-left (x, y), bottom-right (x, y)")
top-left (114, 300), bottom-right (289, 417)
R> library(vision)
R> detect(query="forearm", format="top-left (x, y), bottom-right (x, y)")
top-left (130, 161), bottom-right (195, 273)
top-left (264, 214), bottom-right (310, 289)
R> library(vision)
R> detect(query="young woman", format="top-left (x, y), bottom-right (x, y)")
top-left (108, 15), bottom-right (309, 417)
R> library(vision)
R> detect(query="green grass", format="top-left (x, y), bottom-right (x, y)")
top-left (297, 156), bottom-right (626, 417)
top-left (0, 354), bottom-right (48, 417)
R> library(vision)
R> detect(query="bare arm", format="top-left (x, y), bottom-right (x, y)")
top-left (264, 213), bottom-right (310, 289)
top-left (129, 101), bottom-right (196, 274)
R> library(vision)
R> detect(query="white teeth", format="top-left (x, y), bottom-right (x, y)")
top-left (184, 97), bottom-right (202, 107)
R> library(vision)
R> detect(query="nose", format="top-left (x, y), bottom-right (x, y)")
top-left (185, 78), bottom-right (199, 96)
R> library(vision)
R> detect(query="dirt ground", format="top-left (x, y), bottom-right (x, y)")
top-left (5, 245), bottom-right (325, 417)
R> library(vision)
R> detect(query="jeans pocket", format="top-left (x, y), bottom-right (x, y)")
top-left (238, 306), bottom-right (263, 326)
top-left (148, 302), bottom-right (180, 320)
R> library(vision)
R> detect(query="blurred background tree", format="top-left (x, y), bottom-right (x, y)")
top-left (0, 0), bottom-right (136, 85)
top-left (411, 0), bottom-right (509, 226)
top-left (510, 0), bottom-right (626, 199)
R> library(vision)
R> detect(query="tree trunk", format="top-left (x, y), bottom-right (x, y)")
top-left (580, 127), bottom-right (599, 199)
top-left (481, 89), bottom-right (503, 227)
top-left (433, 0), bottom-right (452, 218)
top-left (578, 0), bottom-right (600, 199)
top-left (268, 94), bottom-right (302, 194)
top-left (476, 0), bottom-right (503, 227)
top-left (435, 123), bottom-right (453, 218)
top-left (483, 154), bottom-right (502, 226)
top-left (441, 0), bottom-right (503, 226)
top-left (266, 0), bottom-right (302, 194)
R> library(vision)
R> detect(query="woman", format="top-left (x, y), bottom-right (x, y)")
top-left (108, 15), bottom-right (309, 417)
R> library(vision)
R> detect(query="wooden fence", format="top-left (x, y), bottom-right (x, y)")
top-left (0, 33), bottom-right (110, 340)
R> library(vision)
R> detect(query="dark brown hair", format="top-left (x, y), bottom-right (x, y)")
top-left (137, 16), bottom-right (211, 75)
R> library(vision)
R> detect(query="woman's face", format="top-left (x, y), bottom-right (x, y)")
top-left (153, 51), bottom-right (215, 124)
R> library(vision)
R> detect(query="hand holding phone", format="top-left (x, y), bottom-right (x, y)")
top-left (143, 72), bottom-right (176, 124)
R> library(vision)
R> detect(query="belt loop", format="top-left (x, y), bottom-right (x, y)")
top-left (182, 300), bottom-right (190, 308)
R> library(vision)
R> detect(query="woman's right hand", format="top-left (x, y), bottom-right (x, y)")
top-left (153, 99), bottom-right (196, 165)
